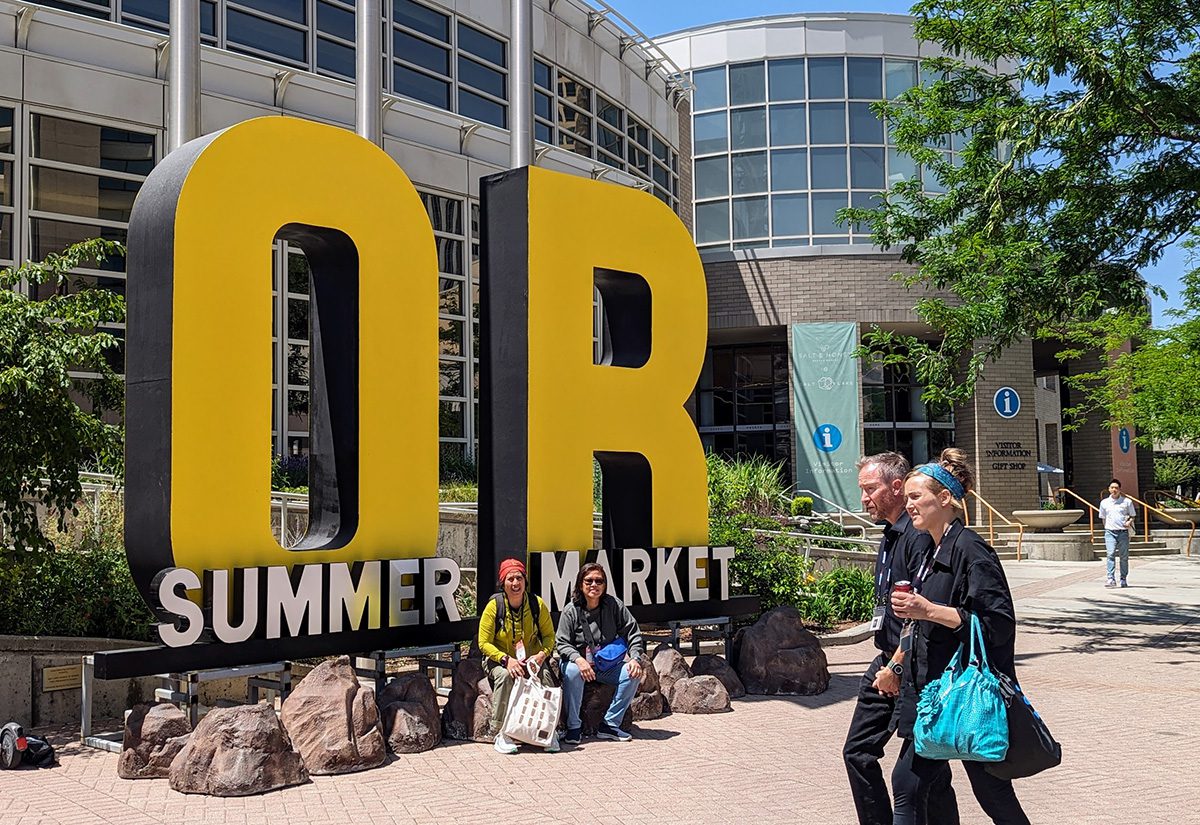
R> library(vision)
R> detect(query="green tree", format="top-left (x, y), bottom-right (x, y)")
top-left (0, 239), bottom-right (126, 550)
top-left (848, 0), bottom-right (1199, 406)
top-left (1057, 271), bottom-right (1200, 444)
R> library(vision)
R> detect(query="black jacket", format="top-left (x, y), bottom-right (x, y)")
top-left (895, 519), bottom-right (1017, 738)
top-left (874, 511), bottom-right (936, 653)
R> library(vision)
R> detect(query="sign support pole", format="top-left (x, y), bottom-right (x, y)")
top-left (168, 0), bottom-right (200, 153)
top-left (356, 0), bottom-right (382, 146)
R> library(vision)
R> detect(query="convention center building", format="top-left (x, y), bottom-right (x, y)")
top-left (0, 1), bottom-right (1144, 515)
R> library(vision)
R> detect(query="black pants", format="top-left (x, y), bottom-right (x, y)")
top-left (892, 737), bottom-right (1029, 825)
top-left (844, 655), bottom-right (959, 825)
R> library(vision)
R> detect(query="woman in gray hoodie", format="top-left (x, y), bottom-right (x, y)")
top-left (556, 562), bottom-right (644, 743)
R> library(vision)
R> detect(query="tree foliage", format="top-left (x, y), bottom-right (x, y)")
top-left (849, 0), bottom-right (1200, 406)
top-left (1057, 270), bottom-right (1200, 444)
top-left (0, 239), bottom-right (126, 550)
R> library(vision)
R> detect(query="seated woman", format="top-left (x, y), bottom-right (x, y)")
top-left (477, 557), bottom-right (558, 754)
top-left (555, 562), bottom-right (644, 744)
top-left (890, 448), bottom-right (1030, 825)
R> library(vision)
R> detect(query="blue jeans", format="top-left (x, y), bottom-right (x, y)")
top-left (561, 657), bottom-right (640, 731)
top-left (1105, 529), bottom-right (1130, 581)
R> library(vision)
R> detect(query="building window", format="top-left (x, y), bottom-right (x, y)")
top-left (862, 354), bottom-right (954, 465)
top-left (696, 344), bottom-right (792, 480)
top-left (0, 106), bottom-right (14, 266)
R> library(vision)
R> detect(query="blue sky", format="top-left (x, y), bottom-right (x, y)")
top-left (621, 1), bottom-right (1191, 324)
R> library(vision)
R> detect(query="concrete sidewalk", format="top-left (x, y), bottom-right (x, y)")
top-left (4, 555), bottom-right (1198, 824)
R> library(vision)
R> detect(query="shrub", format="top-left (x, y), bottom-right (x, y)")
top-left (707, 452), bottom-right (787, 517)
top-left (810, 565), bottom-right (875, 623)
top-left (1040, 498), bottom-right (1064, 510)
top-left (0, 492), bottom-right (154, 641)
top-left (271, 454), bottom-right (309, 490)
top-left (807, 520), bottom-right (848, 538)
top-left (790, 496), bottom-right (814, 516)
top-left (440, 446), bottom-right (477, 484)
top-left (728, 544), bottom-right (814, 614)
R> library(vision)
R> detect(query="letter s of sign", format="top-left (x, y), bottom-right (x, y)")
top-left (124, 118), bottom-right (439, 622)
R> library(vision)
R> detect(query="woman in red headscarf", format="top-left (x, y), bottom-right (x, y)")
top-left (477, 557), bottom-right (558, 753)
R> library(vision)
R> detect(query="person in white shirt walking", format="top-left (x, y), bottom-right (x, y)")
top-left (1099, 479), bottom-right (1137, 588)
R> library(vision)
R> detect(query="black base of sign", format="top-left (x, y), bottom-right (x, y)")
top-left (625, 596), bottom-right (759, 625)
top-left (92, 619), bottom-right (480, 680)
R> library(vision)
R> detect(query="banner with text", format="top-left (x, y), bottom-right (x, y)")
top-left (791, 322), bottom-right (861, 511)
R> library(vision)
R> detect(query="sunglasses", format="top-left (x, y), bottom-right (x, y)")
top-left (582, 577), bottom-right (606, 586)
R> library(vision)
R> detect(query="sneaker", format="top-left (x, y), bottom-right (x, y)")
top-left (1120, 579), bottom-right (1129, 588)
top-left (596, 723), bottom-right (632, 742)
top-left (544, 731), bottom-right (560, 753)
top-left (1105, 579), bottom-right (1117, 588)
top-left (561, 727), bottom-right (581, 745)
top-left (493, 732), bottom-right (519, 755)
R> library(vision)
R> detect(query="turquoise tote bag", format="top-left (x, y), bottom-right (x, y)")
top-left (914, 613), bottom-right (1009, 761)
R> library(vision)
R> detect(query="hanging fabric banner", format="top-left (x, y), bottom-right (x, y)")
top-left (790, 322), bottom-right (861, 511)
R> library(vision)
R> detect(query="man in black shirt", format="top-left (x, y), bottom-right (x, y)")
top-left (843, 452), bottom-right (958, 825)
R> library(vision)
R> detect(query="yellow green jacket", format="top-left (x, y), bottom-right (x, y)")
top-left (478, 594), bottom-right (555, 665)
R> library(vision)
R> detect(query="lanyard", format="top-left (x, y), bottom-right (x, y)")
top-left (875, 530), bottom-right (896, 602)
top-left (914, 524), bottom-right (954, 593)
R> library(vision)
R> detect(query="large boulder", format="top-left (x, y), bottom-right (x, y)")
top-left (279, 656), bottom-right (386, 774)
top-left (691, 654), bottom-right (746, 699)
top-left (669, 675), bottom-right (731, 714)
top-left (576, 681), bottom-right (633, 735)
top-left (118, 703), bottom-right (191, 779)
top-left (441, 657), bottom-right (488, 741)
top-left (379, 673), bottom-right (441, 753)
top-left (635, 653), bottom-right (660, 694)
top-left (168, 703), bottom-right (308, 796)
top-left (471, 674), bottom-right (496, 741)
top-left (630, 690), bottom-right (666, 721)
top-left (732, 606), bottom-right (830, 695)
top-left (652, 648), bottom-right (692, 701)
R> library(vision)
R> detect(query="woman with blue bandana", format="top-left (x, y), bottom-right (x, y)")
top-left (888, 448), bottom-right (1029, 825)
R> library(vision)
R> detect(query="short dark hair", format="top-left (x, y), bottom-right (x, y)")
top-left (1110, 478), bottom-right (1122, 487)
top-left (857, 452), bottom-right (910, 484)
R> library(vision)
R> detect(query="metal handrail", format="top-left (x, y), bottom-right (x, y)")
top-left (1125, 493), bottom-right (1196, 556)
top-left (747, 528), bottom-right (876, 563)
top-left (791, 488), bottom-right (876, 532)
top-left (1147, 489), bottom-right (1200, 509)
top-left (965, 490), bottom-right (1025, 561)
top-left (579, 0), bottom-right (692, 102)
top-left (1056, 487), bottom-right (1100, 542)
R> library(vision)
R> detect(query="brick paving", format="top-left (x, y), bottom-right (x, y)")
top-left (4, 555), bottom-right (1198, 824)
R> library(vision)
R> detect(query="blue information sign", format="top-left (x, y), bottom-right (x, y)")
top-left (812, 423), bottom-right (843, 453)
top-left (1118, 427), bottom-right (1131, 453)
top-left (993, 387), bottom-right (1021, 419)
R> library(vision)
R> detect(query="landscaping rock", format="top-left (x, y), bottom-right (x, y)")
top-left (577, 681), bottom-right (633, 735)
top-left (441, 657), bottom-right (487, 741)
top-left (630, 689), bottom-right (666, 721)
top-left (472, 674), bottom-right (495, 742)
top-left (669, 675), bottom-right (731, 714)
top-left (652, 647), bottom-right (692, 701)
top-left (118, 703), bottom-right (191, 779)
top-left (279, 656), bottom-right (385, 774)
top-left (379, 673), bottom-right (440, 753)
top-left (635, 653), bottom-right (660, 694)
top-left (168, 703), bottom-right (308, 796)
top-left (732, 606), bottom-right (830, 695)
top-left (691, 654), bottom-right (746, 699)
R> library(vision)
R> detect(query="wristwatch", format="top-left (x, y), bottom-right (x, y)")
top-left (886, 660), bottom-right (904, 676)
top-left (500, 655), bottom-right (510, 668)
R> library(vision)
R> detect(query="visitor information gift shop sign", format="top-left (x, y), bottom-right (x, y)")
top-left (93, 118), bottom-right (753, 680)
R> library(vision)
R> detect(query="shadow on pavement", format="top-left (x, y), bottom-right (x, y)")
top-left (1017, 595), bottom-right (1200, 656)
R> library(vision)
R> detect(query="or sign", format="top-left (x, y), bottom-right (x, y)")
top-left (790, 323), bottom-right (861, 510)
top-left (42, 664), bottom-right (82, 692)
top-left (1118, 428), bottom-right (1131, 453)
top-left (993, 386), bottom-right (1021, 419)
top-left (97, 118), bottom-right (751, 680)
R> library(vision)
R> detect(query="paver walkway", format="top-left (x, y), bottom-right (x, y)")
top-left (4, 555), bottom-right (1198, 824)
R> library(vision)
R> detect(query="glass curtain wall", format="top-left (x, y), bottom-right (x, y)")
top-left (35, 0), bottom-right (682, 212)
top-left (696, 344), bottom-right (792, 478)
top-left (861, 354), bottom-right (954, 465)
top-left (692, 55), bottom-right (939, 250)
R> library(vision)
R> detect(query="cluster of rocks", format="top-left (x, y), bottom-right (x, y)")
top-left (118, 607), bottom-right (828, 796)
